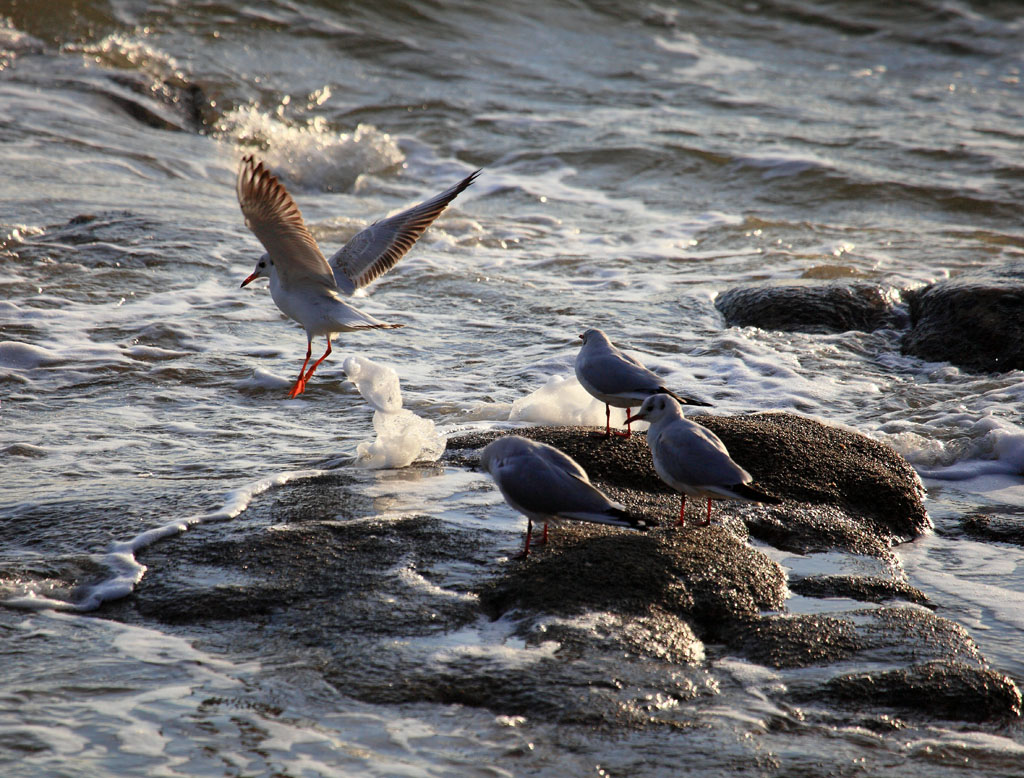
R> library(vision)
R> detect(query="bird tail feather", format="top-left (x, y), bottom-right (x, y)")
top-left (660, 387), bottom-right (712, 408)
top-left (563, 507), bottom-right (656, 529)
top-left (726, 483), bottom-right (782, 504)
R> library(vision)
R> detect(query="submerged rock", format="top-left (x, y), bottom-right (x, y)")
top-left (960, 512), bottom-right (1024, 546)
top-left (901, 262), bottom-right (1024, 372)
top-left (824, 660), bottom-right (1022, 722)
top-left (789, 575), bottom-right (931, 607)
top-left (714, 279), bottom-right (905, 334)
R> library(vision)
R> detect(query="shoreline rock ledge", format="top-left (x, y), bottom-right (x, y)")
top-left (447, 415), bottom-right (1020, 723)
top-left (99, 413), bottom-right (1019, 731)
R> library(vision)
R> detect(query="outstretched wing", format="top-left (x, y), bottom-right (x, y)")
top-left (236, 155), bottom-right (336, 289)
top-left (329, 170), bottom-right (480, 294)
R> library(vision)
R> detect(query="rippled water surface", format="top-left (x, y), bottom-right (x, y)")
top-left (2, 0), bottom-right (1024, 775)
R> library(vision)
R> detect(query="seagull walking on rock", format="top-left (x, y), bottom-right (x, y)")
top-left (480, 435), bottom-right (651, 557)
top-left (575, 328), bottom-right (710, 438)
top-left (625, 395), bottom-right (780, 526)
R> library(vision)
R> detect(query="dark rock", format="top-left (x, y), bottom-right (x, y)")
top-left (101, 469), bottom-right (488, 637)
top-left (477, 523), bottom-right (787, 643)
top-left (960, 511), bottom-right (1024, 546)
top-left (790, 575), bottom-right (931, 607)
top-left (715, 280), bottom-right (905, 334)
top-left (722, 614), bottom-right (865, 668)
top-left (725, 606), bottom-right (981, 671)
top-left (901, 262), bottom-right (1024, 372)
top-left (824, 660), bottom-right (1022, 722)
top-left (324, 634), bottom-right (717, 728)
top-left (742, 503), bottom-right (896, 558)
top-left (854, 607), bottom-right (982, 665)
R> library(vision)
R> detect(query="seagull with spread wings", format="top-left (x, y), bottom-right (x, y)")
top-left (236, 155), bottom-right (477, 397)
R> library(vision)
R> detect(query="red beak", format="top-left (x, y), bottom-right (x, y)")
top-left (624, 411), bottom-right (644, 425)
top-left (240, 272), bottom-right (259, 288)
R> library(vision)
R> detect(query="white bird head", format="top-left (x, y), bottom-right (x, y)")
top-left (578, 327), bottom-right (612, 348)
top-left (625, 393), bottom-right (683, 425)
top-left (240, 252), bottom-right (273, 288)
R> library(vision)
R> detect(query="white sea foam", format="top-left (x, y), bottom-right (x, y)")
top-left (345, 355), bottom-right (445, 468)
top-left (216, 106), bottom-right (403, 191)
top-left (508, 373), bottom-right (650, 430)
top-left (887, 415), bottom-right (1024, 480)
top-left (415, 616), bottom-right (559, 671)
top-left (344, 354), bottom-right (403, 413)
top-left (234, 367), bottom-right (293, 391)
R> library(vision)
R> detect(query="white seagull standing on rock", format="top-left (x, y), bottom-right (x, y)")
top-left (237, 155), bottom-right (478, 397)
top-left (575, 328), bottom-right (711, 438)
top-left (480, 435), bottom-right (652, 557)
top-left (625, 395), bottom-right (780, 526)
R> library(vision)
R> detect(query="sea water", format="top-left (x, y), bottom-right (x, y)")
top-left (2, 1), bottom-right (1024, 774)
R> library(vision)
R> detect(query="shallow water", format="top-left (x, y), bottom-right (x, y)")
top-left (2, 0), bottom-right (1024, 774)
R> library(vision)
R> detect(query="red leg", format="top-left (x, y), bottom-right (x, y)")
top-left (288, 340), bottom-right (314, 398)
top-left (622, 407), bottom-right (632, 439)
top-left (302, 338), bottom-right (333, 383)
top-left (514, 519), bottom-right (533, 559)
top-left (611, 405), bottom-right (630, 437)
top-left (703, 498), bottom-right (712, 527)
top-left (678, 494), bottom-right (687, 527)
top-left (540, 522), bottom-right (548, 545)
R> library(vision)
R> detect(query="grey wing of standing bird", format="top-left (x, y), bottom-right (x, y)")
top-left (575, 327), bottom-right (710, 438)
top-left (480, 435), bottom-right (651, 556)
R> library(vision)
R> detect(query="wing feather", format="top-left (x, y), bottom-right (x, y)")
top-left (329, 170), bottom-right (480, 293)
top-left (236, 155), bottom-right (336, 289)
top-left (585, 351), bottom-right (664, 397)
top-left (657, 419), bottom-right (752, 488)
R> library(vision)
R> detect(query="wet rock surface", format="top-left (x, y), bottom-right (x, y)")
top-left (476, 523), bottom-right (787, 641)
top-left (714, 279), bottom-right (906, 334)
top-left (959, 511), bottom-right (1024, 546)
top-left (823, 661), bottom-right (1023, 722)
top-left (901, 262), bottom-right (1024, 373)
top-left (789, 575), bottom-right (931, 607)
top-left (98, 417), bottom-right (1021, 728)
